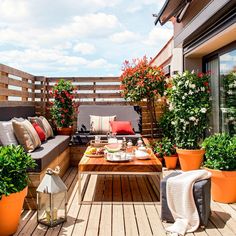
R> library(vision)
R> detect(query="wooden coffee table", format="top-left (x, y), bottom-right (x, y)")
top-left (78, 147), bottom-right (162, 202)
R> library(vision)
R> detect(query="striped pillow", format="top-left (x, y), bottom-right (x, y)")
top-left (90, 115), bottom-right (116, 134)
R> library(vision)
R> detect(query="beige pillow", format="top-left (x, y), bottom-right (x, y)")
top-left (39, 116), bottom-right (54, 139)
top-left (90, 115), bottom-right (116, 134)
top-left (12, 119), bottom-right (41, 152)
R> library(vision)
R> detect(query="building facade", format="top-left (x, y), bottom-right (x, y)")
top-left (155, 0), bottom-right (236, 135)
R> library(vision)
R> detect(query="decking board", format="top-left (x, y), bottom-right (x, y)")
top-left (16, 167), bottom-right (236, 236)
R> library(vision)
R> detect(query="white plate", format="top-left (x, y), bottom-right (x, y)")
top-left (105, 153), bottom-right (133, 162)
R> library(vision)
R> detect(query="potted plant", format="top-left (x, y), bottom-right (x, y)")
top-left (50, 79), bottom-right (77, 135)
top-left (0, 145), bottom-right (36, 235)
top-left (202, 133), bottom-right (236, 203)
top-left (120, 56), bottom-right (166, 137)
top-left (169, 71), bottom-right (211, 171)
top-left (154, 137), bottom-right (178, 169)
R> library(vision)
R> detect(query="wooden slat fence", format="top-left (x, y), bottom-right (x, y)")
top-left (0, 64), bottom-right (164, 137)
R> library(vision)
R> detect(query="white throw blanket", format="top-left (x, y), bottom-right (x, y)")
top-left (166, 170), bottom-right (211, 236)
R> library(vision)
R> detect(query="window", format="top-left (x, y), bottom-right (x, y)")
top-left (205, 46), bottom-right (236, 136)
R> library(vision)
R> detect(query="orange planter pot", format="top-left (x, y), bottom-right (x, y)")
top-left (57, 127), bottom-right (73, 135)
top-left (0, 187), bottom-right (27, 236)
top-left (206, 168), bottom-right (236, 203)
top-left (164, 154), bottom-right (178, 169)
top-left (176, 148), bottom-right (205, 171)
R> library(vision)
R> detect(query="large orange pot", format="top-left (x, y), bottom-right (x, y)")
top-left (0, 187), bottom-right (28, 236)
top-left (176, 148), bottom-right (205, 171)
top-left (57, 126), bottom-right (73, 135)
top-left (164, 154), bottom-right (178, 169)
top-left (206, 168), bottom-right (236, 203)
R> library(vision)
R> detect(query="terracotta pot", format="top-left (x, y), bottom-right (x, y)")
top-left (206, 168), bottom-right (236, 203)
top-left (57, 127), bottom-right (73, 135)
top-left (0, 187), bottom-right (28, 236)
top-left (164, 154), bottom-right (178, 169)
top-left (176, 148), bottom-right (205, 171)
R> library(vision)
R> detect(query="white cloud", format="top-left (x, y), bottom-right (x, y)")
top-left (73, 42), bottom-right (96, 55)
top-left (144, 25), bottom-right (173, 46)
top-left (0, 0), bottom-right (29, 21)
top-left (110, 30), bottom-right (139, 44)
top-left (54, 13), bottom-right (120, 39)
top-left (220, 53), bottom-right (236, 62)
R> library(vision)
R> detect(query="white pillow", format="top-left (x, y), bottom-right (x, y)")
top-left (90, 115), bottom-right (116, 134)
top-left (0, 121), bottom-right (18, 146)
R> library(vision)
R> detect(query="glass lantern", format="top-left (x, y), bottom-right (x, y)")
top-left (36, 167), bottom-right (67, 227)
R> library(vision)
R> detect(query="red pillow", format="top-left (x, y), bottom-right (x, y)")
top-left (109, 121), bottom-right (135, 135)
top-left (32, 123), bottom-right (46, 142)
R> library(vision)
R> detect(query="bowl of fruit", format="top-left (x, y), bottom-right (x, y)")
top-left (85, 147), bottom-right (105, 157)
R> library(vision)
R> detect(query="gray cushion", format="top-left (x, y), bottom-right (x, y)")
top-left (77, 105), bottom-right (142, 133)
top-left (30, 135), bottom-right (70, 172)
top-left (0, 120), bottom-right (18, 146)
top-left (161, 172), bottom-right (211, 227)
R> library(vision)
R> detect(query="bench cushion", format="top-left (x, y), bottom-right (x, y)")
top-left (77, 105), bottom-right (142, 133)
top-left (30, 135), bottom-right (70, 172)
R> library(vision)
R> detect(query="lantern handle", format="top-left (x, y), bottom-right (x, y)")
top-left (46, 166), bottom-right (60, 175)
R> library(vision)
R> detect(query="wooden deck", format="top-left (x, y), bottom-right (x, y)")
top-left (15, 167), bottom-right (236, 236)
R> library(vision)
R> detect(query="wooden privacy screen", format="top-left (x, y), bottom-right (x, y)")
top-left (0, 64), bottom-right (164, 137)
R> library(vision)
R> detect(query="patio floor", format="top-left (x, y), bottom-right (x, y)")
top-left (15, 167), bottom-right (236, 236)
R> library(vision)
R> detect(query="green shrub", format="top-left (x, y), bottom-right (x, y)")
top-left (0, 145), bottom-right (36, 199)
top-left (202, 133), bottom-right (236, 171)
top-left (154, 137), bottom-right (176, 158)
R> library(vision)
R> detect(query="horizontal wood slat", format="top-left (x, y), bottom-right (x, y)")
top-left (46, 77), bottom-right (120, 83)
top-left (0, 88), bottom-right (34, 98)
top-left (1, 75), bottom-right (34, 89)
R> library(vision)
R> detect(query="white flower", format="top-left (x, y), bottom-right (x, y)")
top-left (189, 83), bottom-right (196, 89)
top-left (228, 90), bottom-right (233, 95)
top-left (229, 117), bottom-right (234, 121)
top-left (164, 91), bottom-right (167, 96)
top-left (185, 121), bottom-right (189, 125)
top-left (185, 80), bottom-right (189, 87)
top-left (189, 91), bottom-right (193, 95)
top-left (201, 87), bottom-right (205, 92)
top-left (169, 103), bottom-right (174, 111)
top-left (229, 83), bottom-right (233, 88)
top-left (171, 121), bottom-right (176, 125)
top-left (189, 116), bottom-right (196, 121)
top-left (200, 108), bottom-right (207, 113)
top-left (182, 96), bottom-right (185, 100)
top-left (180, 119), bottom-right (184, 123)
top-left (172, 86), bottom-right (176, 90)
top-left (183, 72), bottom-right (187, 76)
top-left (191, 70), bottom-right (195, 74)
top-left (177, 81), bottom-right (182, 86)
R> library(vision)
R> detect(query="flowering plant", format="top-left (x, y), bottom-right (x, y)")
top-left (154, 137), bottom-right (176, 158)
top-left (50, 79), bottom-right (76, 128)
top-left (169, 71), bottom-right (211, 149)
top-left (120, 56), bottom-right (166, 136)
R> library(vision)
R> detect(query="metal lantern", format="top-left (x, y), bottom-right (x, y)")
top-left (36, 167), bottom-right (67, 227)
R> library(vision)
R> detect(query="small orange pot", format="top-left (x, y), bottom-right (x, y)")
top-left (0, 187), bottom-right (28, 236)
top-left (164, 154), bottom-right (178, 169)
top-left (177, 148), bottom-right (205, 171)
top-left (206, 168), bottom-right (236, 203)
top-left (57, 126), bottom-right (73, 135)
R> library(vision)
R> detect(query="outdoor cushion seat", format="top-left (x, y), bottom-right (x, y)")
top-left (30, 135), bottom-right (70, 172)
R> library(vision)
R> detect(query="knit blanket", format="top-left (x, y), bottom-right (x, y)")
top-left (166, 170), bottom-right (211, 236)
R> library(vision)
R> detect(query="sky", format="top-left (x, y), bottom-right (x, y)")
top-left (0, 0), bottom-right (173, 77)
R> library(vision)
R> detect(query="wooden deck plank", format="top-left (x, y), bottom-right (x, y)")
top-left (103, 175), bottom-right (113, 202)
top-left (129, 176), bottom-right (142, 202)
top-left (209, 211), bottom-right (235, 236)
top-left (85, 204), bottom-right (102, 236)
top-left (112, 204), bottom-right (125, 236)
top-left (134, 204), bottom-right (153, 236)
top-left (113, 175), bottom-right (122, 202)
top-left (123, 204), bottom-right (139, 236)
top-left (145, 204), bottom-right (166, 235)
top-left (83, 175), bottom-right (97, 202)
top-left (72, 204), bottom-right (92, 236)
top-left (99, 204), bottom-right (112, 236)
top-left (136, 176), bottom-right (153, 202)
top-left (121, 175), bottom-right (132, 202)
top-left (93, 175), bottom-right (105, 202)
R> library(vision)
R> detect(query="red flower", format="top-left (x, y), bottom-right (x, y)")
top-left (198, 72), bottom-right (204, 78)
top-left (203, 82), bottom-right (209, 87)
top-left (61, 119), bottom-right (65, 124)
